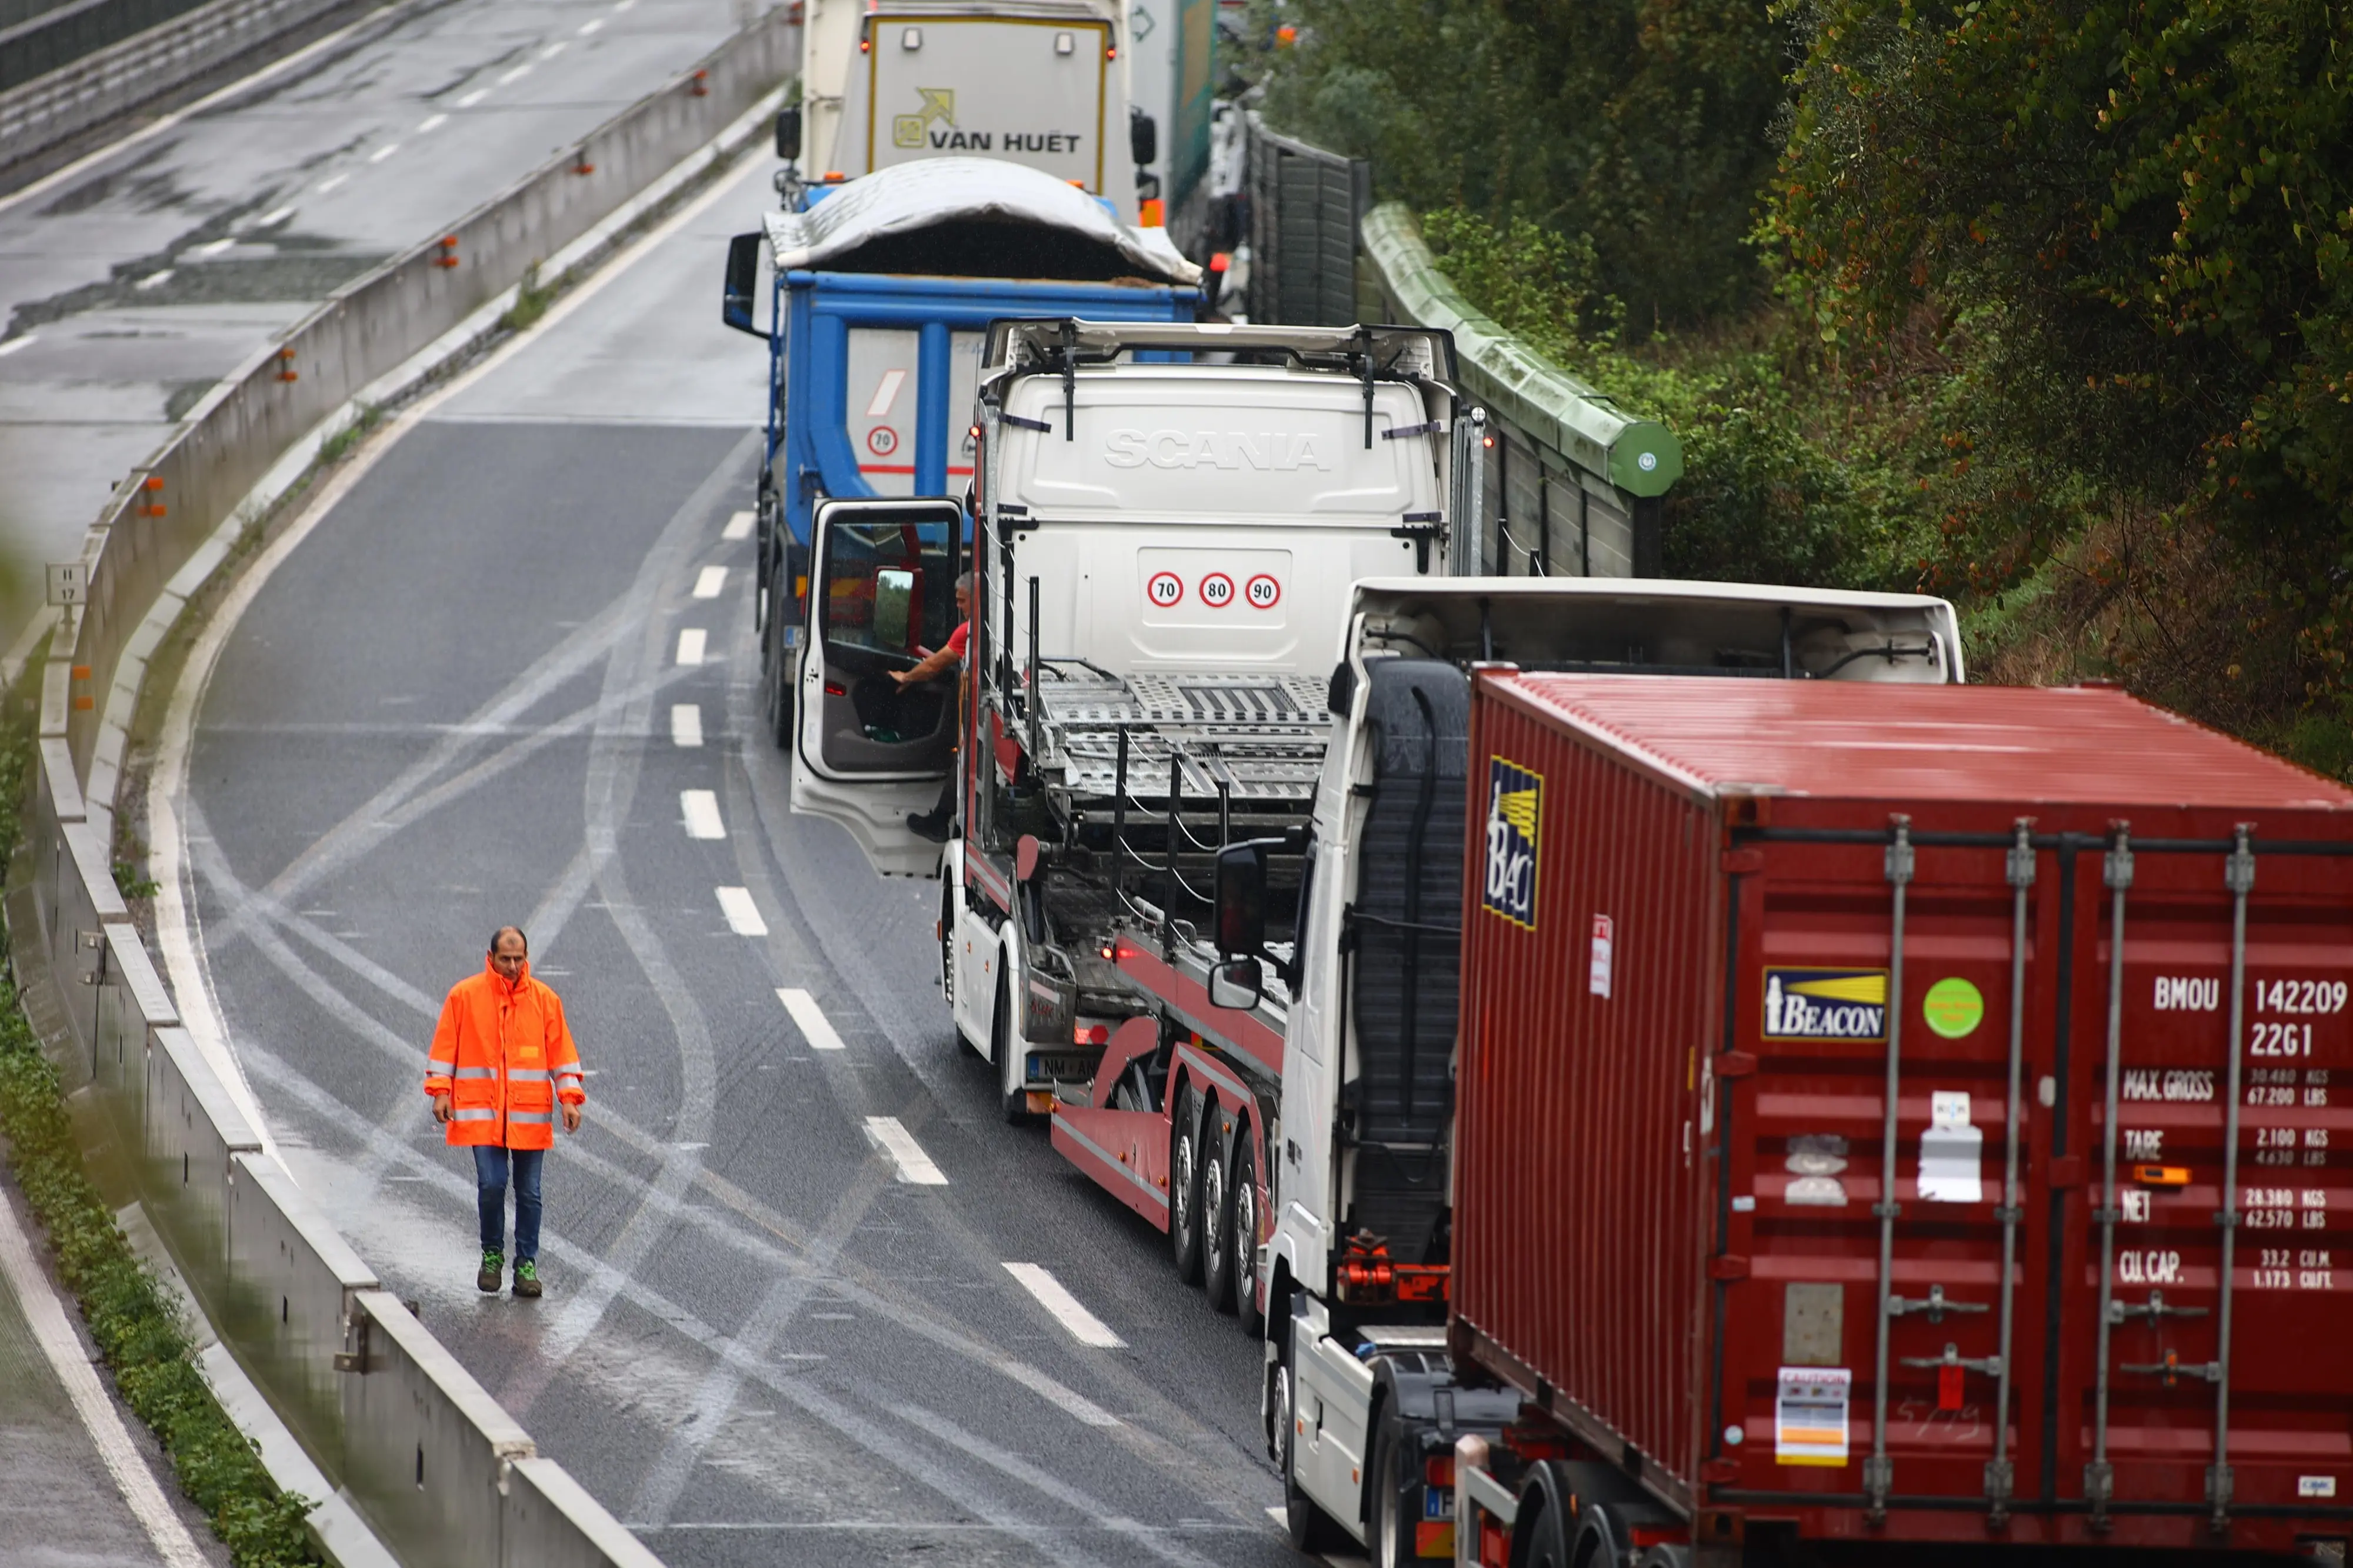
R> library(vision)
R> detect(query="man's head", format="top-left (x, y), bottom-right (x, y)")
top-left (489, 926), bottom-right (528, 980)
top-left (954, 570), bottom-right (974, 619)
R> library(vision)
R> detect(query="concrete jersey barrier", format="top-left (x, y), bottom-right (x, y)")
top-left (1357, 200), bottom-right (1682, 579)
top-left (8, 13), bottom-right (796, 1566)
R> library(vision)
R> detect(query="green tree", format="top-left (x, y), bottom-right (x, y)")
top-left (1250, 0), bottom-right (1791, 326)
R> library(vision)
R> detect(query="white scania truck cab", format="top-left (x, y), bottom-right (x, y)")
top-left (788, 319), bottom-right (1473, 1125)
top-left (1226, 580), bottom-right (1965, 1562)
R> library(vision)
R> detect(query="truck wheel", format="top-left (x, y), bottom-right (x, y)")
top-left (761, 575), bottom-right (794, 748)
top-left (1273, 1301), bottom-right (1346, 1553)
top-left (993, 975), bottom-right (1033, 1125)
top-left (1201, 1116), bottom-right (1237, 1312)
top-left (1516, 1465), bottom-right (1575, 1568)
top-left (942, 885), bottom-right (978, 1056)
top-left (1230, 1133), bottom-right (1262, 1336)
top-left (1169, 1086), bottom-right (1205, 1283)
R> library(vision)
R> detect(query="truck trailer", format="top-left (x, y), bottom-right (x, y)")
top-left (1402, 675), bottom-right (2353, 1565)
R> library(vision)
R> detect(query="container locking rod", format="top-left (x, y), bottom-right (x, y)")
top-left (2209, 825), bottom-right (2255, 1532)
top-left (1866, 815), bottom-right (1914, 1523)
top-left (1988, 818), bottom-right (2035, 1524)
top-left (2087, 823), bottom-right (2134, 1529)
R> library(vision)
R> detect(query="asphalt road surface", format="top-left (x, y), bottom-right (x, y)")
top-left (176, 151), bottom-right (1302, 1566)
top-left (0, 0), bottom-right (757, 640)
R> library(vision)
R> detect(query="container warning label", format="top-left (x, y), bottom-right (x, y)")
top-left (1481, 758), bottom-right (1541, 931)
top-left (1764, 969), bottom-right (1889, 1043)
top-left (1775, 1367), bottom-right (1851, 1467)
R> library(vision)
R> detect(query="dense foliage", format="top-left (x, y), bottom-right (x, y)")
top-left (1252, 0), bottom-right (2353, 768)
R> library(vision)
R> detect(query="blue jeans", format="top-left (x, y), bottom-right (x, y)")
top-left (472, 1146), bottom-right (544, 1263)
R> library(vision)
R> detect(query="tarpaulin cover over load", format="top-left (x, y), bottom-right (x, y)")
top-left (1453, 675), bottom-right (2353, 1552)
top-left (763, 157), bottom-right (1199, 283)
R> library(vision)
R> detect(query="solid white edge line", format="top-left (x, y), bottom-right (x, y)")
top-left (715, 886), bottom-right (766, 935)
top-left (721, 509), bottom-right (755, 539)
top-left (775, 988), bottom-right (845, 1051)
top-left (675, 626), bottom-right (706, 665)
top-left (1001, 1262), bottom-right (1124, 1347)
top-left (691, 564), bottom-right (727, 598)
top-left (0, 333), bottom-right (35, 356)
top-left (862, 1116), bottom-right (947, 1185)
top-left (679, 789), bottom-right (724, 839)
top-left (0, 1193), bottom-right (210, 1568)
top-left (670, 703), bottom-right (703, 747)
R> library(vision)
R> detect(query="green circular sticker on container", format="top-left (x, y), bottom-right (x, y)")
top-left (1923, 978), bottom-right (1985, 1039)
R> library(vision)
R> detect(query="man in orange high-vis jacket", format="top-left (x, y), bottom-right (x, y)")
top-left (425, 926), bottom-right (584, 1298)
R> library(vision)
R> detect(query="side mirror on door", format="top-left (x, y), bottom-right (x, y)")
top-left (774, 105), bottom-right (802, 162)
top-left (722, 232), bottom-right (764, 338)
top-left (1208, 957), bottom-right (1262, 1011)
top-left (1129, 109), bottom-right (1158, 168)
top-left (1214, 841), bottom-right (1267, 958)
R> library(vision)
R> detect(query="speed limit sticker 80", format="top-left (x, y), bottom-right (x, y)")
top-left (1143, 571), bottom-right (1281, 610)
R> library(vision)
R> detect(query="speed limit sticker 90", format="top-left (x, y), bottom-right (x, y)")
top-left (1146, 571), bottom-right (1184, 606)
top-left (1245, 574), bottom-right (1281, 609)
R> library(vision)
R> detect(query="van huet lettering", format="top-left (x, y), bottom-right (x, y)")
top-left (1762, 969), bottom-right (1889, 1042)
top-left (1099, 428), bottom-right (1335, 472)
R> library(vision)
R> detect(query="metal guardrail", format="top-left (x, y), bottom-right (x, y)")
top-left (1357, 200), bottom-right (1682, 578)
top-left (9, 15), bottom-right (799, 1566)
top-left (0, 0), bottom-right (352, 166)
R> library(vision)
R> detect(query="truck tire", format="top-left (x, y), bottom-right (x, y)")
top-left (1515, 1464), bottom-right (1575, 1568)
top-left (992, 974), bottom-right (1033, 1125)
top-left (1230, 1132), bottom-right (1262, 1336)
top-left (1201, 1115), bottom-right (1237, 1313)
top-left (1169, 1086), bottom-right (1205, 1283)
top-left (1272, 1299), bottom-right (1347, 1553)
top-left (942, 884), bottom-right (978, 1057)
top-left (761, 565), bottom-right (794, 749)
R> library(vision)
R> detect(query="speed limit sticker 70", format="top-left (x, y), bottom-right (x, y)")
top-left (1146, 571), bottom-right (1184, 606)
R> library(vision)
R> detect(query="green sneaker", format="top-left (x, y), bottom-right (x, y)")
top-left (477, 1250), bottom-right (503, 1293)
top-left (512, 1259), bottom-right (541, 1299)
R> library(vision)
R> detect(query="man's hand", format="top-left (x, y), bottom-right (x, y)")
top-left (561, 1102), bottom-right (583, 1134)
top-left (432, 1092), bottom-right (452, 1125)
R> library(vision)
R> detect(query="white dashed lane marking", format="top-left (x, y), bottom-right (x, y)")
top-left (368, 142), bottom-right (400, 163)
top-left (0, 334), bottom-right (38, 357)
top-left (721, 509), bottom-right (755, 541)
top-left (671, 704), bottom-right (702, 748)
top-left (499, 63), bottom-right (533, 84)
top-left (1002, 1263), bottom-right (1124, 1347)
top-left (692, 565), bottom-right (727, 599)
top-left (317, 173), bottom-right (349, 192)
top-left (864, 1117), bottom-right (947, 1185)
top-left (715, 886), bottom-right (766, 935)
top-left (134, 269), bottom-right (174, 291)
top-left (456, 87), bottom-right (489, 107)
top-left (676, 628), bottom-right (706, 665)
top-left (680, 790), bottom-right (724, 840)
top-left (418, 112), bottom-right (448, 132)
top-left (776, 989), bottom-right (845, 1051)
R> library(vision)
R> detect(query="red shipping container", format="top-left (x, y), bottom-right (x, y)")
top-left (1454, 673), bottom-right (2353, 1553)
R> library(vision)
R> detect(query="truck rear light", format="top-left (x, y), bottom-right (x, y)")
top-left (1628, 1525), bottom-right (1685, 1550)
top-left (824, 680), bottom-right (848, 696)
top-left (1424, 1454), bottom-right (1455, 1490)
top-left (1074, 1023), bottom-right (1109, 1045)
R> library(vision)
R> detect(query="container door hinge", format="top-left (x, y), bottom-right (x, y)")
top-left (1715, 1051), bottom-right (1757, 1079)
top-left (1982, 1457), bottom-right (2015, 1525)
top-left (1708, 1255), bottom-right (1749, 1282)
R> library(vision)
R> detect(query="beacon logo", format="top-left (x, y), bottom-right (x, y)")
top-left (1481, 757), bottom-right (1541, 930)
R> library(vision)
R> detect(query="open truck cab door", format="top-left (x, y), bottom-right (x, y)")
top-left (790, 496), bottom-right (965, 876)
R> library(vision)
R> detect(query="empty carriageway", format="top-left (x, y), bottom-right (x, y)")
top-left (159, 146), bottom-right (1299, 1564)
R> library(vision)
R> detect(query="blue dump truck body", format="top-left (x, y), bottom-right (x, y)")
top-left (723, 155), bottom-right (1201, 736)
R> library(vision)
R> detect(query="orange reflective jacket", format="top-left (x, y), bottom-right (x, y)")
top-left (423, 957), bottom-right (583, 1150)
